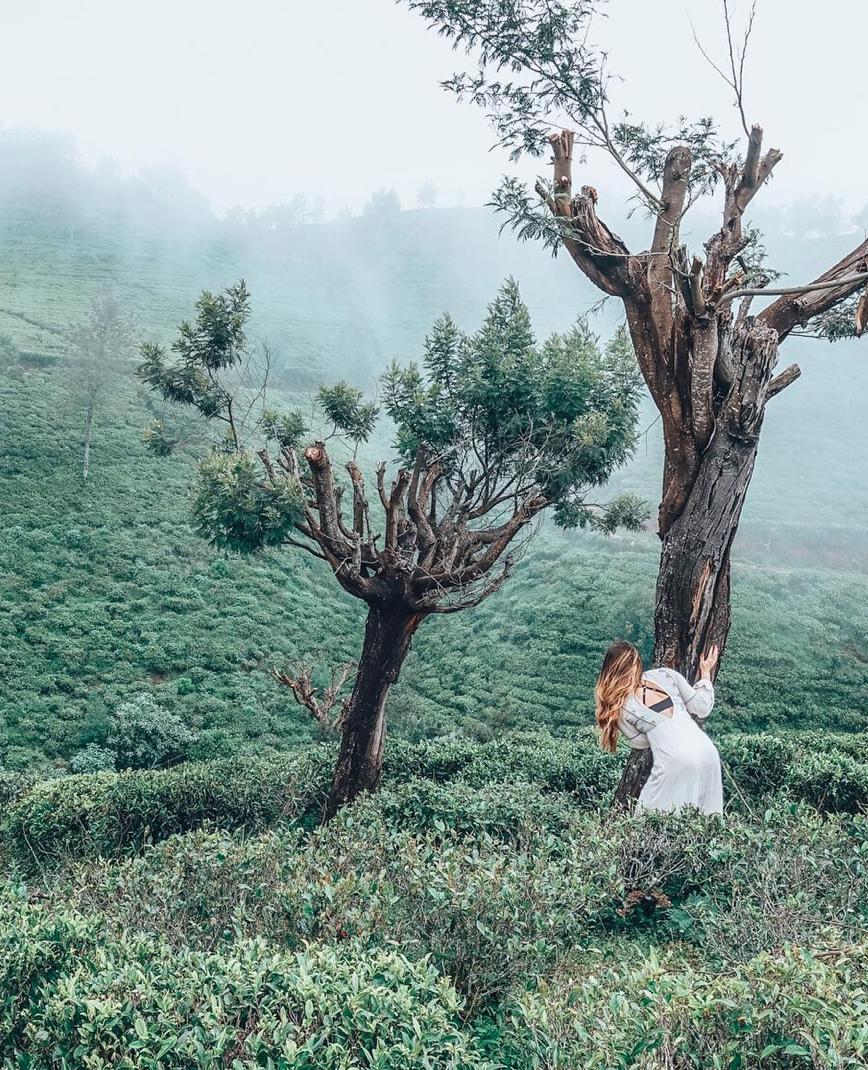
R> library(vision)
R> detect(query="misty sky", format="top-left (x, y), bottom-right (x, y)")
top-left (1, 0), bottom-right (865, 219)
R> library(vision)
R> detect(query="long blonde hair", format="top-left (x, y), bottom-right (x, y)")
top-left (595, 641), bottom-right (643, 753)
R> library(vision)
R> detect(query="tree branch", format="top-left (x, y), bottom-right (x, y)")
top-left (759, 237), bottom-right (868, 339)
top-left (727, 271), bottom-right (868, 304)
top-left (304, 442), bottom-right (346, 547)
top-left (423, 556), bottom-right (514, 614)
top-left (271, 660), bottom-right (354, 731)
top-left (385, 469), bottom-right (411, 551)
top-left (538, 131), bottom-right (639, 298)
top-left (766, 363), bottom-right (801, 399)
top-left (651, 146), bottom-right (692, 254)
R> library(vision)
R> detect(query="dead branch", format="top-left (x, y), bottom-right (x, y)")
top-left (271, 660), bottom-right (354, 732)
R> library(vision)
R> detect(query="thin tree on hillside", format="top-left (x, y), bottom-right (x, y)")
top-left (66, 289), bottom-right (138, 478)
top-left (405, 0), bottom-right (868, 799)
top-left (139, 279), bottom-right (645, 816)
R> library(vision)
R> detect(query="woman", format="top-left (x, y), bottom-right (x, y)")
top-left (595, 641), bottom-right (723, 815)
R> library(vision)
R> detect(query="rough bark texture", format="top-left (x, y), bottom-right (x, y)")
top-left (613, 746), bottom-right (653, 807)
top-left (325, 607), bottom-right (422, 818)
top-left (613, 313), bottom-right (780, 801)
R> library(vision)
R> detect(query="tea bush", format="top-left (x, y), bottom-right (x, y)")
top-left (0, 892), bottom-right (487, 1070)
top-left (5, 732), bottom-right (868, 877)
top-left (105, 692), bottom-right (198, 770)
top-left (787, 751), bottom-right (868, 813)
top-left (2, 749), bottom-right (333, 873)
top-left (384, 731), bottom-right (623, 804)
top-left (377, 778), bottom-right (576, 838)
top-left (46, 801), bottom-right (868, 1008)
top-left (491, 942), bottom-right (868, 1068)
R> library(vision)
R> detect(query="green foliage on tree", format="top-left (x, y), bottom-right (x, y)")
top-left (69, 744), bottom-right (116, 775)
top-left (382, 278), bottom-right (646, 533)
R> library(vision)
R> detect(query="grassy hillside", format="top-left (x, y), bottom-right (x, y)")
top-left (1, 144), bottom-right (867, 769)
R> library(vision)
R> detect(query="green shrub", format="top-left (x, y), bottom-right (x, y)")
top-left (384, 737), bottom-right (482, 783)
top-left (50, 802), bottom-right (868, 1014)
top-left (107, 692), bottom-right (197, 769)
top-left (2, 749), bottom-right (333, 873)
top-left (0, 894), bottom-right (486, 1070)
top-left (717, 731), bottom-right (868, 805)
top-left (790, 729), bottom-right (868, 762)
top-left (0, 767), bottom-right (37, 813)
top-left (69, 743), bottom-right (116, 774)
top-left (717, 732), bottom-right (798, 796)
top-left (377, 778), bottom-right (575, 838)
top-left (491, 942), bottom-right (868, 1068)
top-left (787, 752), bottom-right (868, 813)
top-left (53, 827), bottom-right (302, 951)
top-left (384, 731), bottom-right (622, 807)
top-left (0, 891), bottom-right (103, 1055)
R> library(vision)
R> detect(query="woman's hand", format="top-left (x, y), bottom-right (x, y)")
top-left (698, 644), bottom-right (719, 680)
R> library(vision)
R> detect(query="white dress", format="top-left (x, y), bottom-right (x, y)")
top-left (619, 667), bottom-right (723, 815)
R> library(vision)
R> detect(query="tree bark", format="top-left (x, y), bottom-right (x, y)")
top-left (324, 605), bottom-right (423, 819)
top-left (613, 315), bottom-right (779, 804)
top-left (613, 747), bottom-right (653, 807)
top-left (653, 430), bottom-right (760, 676)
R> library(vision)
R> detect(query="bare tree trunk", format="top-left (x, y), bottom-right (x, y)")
top-left (613, 747), bottom-right (653, 807)
top-left (82, 396), bottom-right (95, 479)
top-left (324, 605), bottom-right (423, 819)
top-left (654, 432), bottom-right (760, 675)
top-left (614, 316), bottom-right (778, 805)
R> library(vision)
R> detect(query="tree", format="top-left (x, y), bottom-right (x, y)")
top-left (417, 181), bottom-right (439, 209)
top-left (140, 279), bottom-right (644, 816)
top-left (405, 0), bottom-right (868, 797)
top-left (66, 289), bottom-right (138, 478)
top-left (364, 188), bottom-right (402, 216)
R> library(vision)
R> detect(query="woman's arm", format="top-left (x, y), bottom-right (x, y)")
top-left (663, 668), bottom-right (715, 720)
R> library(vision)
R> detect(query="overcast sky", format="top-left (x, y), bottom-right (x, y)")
top-left (1, 0), bottom-right (865, 219)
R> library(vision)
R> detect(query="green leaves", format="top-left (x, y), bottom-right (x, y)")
top-left (173, 280), bottom-right (251, 373)
top-left (804, 293), bottom-right (865, 342)
top-left (137, 281), bottom-right (250, 422)
top-left (0, 903), bottom-right (483, 1069)
top-left (383, 280), bottom-right (644, 529)
top-left (316, 382), bottom-right (379, 444)
top-left (612, 113), bottom-right (738, 206)
top-left (192, 449), bottom-right (304, 555)
top-left (260, 407), bottom-right (306, 449)
top-left (405, 0), bottom-right (605, 161)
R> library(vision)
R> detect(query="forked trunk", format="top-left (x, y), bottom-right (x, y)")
top-left (325, 605), bottom-right (423, 819)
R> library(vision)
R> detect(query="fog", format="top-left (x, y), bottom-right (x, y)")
top-left (1, 0), bottom-right (866, 570)
top-left (1, 0), bottom-right (866, 217)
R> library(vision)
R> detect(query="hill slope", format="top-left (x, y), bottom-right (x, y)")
top-left (1, 149), bottom-right (867, 767)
